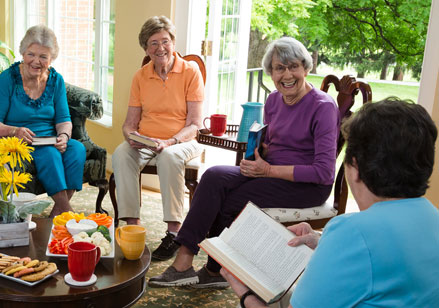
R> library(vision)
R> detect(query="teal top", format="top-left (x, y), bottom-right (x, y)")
top-left (0, 62), bottom-right (71, 136)
top-left (291, 197), bottom-right (439, 307)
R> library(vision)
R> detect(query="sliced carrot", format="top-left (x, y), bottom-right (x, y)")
top-left (52, 225), bottom-right (72, 240)
top-left (86, 213), bottom-right (113, 228)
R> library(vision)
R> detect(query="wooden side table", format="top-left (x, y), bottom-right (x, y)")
top-left (197, 124), bottom-right (247, 166)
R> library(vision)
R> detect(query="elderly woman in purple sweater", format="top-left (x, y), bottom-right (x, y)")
top-left (149, 37), bottom-right (340, 288)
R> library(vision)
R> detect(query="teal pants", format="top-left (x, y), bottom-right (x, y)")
top-left (32, 139), bottom-right (86, 196)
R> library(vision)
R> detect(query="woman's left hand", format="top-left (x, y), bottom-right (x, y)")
top-left (147, 138), bottom-right (175, 153)
top-left (220, 268), bottom-right (250, 298)
top-left (54, 134), bottom-right (68, 154)
top-left (240, 149), bottom-right (271, 178)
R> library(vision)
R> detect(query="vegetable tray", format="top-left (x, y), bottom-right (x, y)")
top-left (45, 221), bottom-right (115, 259)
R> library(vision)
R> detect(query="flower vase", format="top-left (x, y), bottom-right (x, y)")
top-left (236, 102), bottom-right (264, 142)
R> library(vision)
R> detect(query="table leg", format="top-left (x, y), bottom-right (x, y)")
top-left (235, 151), bottom-right (244, 166)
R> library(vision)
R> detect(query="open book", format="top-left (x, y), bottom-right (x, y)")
top-left (32, 136), bottom-right (57, 146)
top-left (129, 133), bottom-right (159, 147)
top-left (199, 202), bottom-right (313, 304)
top-left (244, 122), bottom-right (267, 160)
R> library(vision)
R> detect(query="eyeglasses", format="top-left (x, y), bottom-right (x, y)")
top-left (273, 62), bottom-right (302, 74)
top-left (148, 39), bottom-right (172, 49)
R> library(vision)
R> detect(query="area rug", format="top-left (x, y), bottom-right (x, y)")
top-left (34, 185), bottom-right (240, 308)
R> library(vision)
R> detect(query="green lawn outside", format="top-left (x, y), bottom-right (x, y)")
top-left (250, 73), bottom-right (420, 113)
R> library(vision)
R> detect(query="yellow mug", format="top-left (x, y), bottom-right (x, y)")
top-left (115, 225), bottom-right (146, 260)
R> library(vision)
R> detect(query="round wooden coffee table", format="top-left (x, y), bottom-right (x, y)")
top-left (0, 218), bottom-right (150, 308)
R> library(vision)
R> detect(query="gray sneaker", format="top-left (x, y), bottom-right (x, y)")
top-left (148, 266), bottom-right (198, 287)
top-left (191, 266), bottom-right (229, 289)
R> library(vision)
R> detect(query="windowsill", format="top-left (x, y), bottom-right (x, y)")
top-left (91, 114), bottom-right (113, 128)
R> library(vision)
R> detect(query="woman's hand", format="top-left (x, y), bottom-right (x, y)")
top-left (128, 131), bottom-right (150, 149)
top-left (287, 222), bottom-right (320, 250)
top-left (54, 134), bottom-right (69, 154)
top-left (152, 138), bottom-right (176, 153)
top-left (128, 134), bottom-right (174, 153)
top-left (14, 127), bottom-right (35, 144)
top-left (220, 268), bottom-right (250, 298)
top-left (220, 268), bottom-right (269, 308)
top-left (240, 149), bottom-right (271, 178)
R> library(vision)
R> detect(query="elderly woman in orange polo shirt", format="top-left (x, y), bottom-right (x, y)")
top-left (112, 16), bottom-right (204, 261)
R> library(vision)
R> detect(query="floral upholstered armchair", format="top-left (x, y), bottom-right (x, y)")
top-left (19, 83), bottom-right (109, 214)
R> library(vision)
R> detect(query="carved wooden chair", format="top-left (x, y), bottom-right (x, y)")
top-left (263, 75), bottom-right (372, 229)
top-left (109, 54), bottom-right (206, 225)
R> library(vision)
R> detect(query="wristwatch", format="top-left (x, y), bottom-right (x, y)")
top-left (172, 137), bottom-right (180, 144)
top-left (240, 290), bottom-right (255, 308)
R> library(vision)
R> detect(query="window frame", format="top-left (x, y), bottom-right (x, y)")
top-left (12, 0), bottom-right (115, 125)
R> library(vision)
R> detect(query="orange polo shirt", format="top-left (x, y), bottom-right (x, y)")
top-left (128, 53), bottom-right (204, 140)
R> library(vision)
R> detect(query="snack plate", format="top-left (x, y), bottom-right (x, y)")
top-left (45, 220), bottom-right (115, 259)
top-left (0, 269), bottom-right (59, 287)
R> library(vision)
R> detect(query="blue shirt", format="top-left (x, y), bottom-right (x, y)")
top-left (0, 62), bottom-right (70, 136)
top-left (291, 197), bottom-right (439, 307)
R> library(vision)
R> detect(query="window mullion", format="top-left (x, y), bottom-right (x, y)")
top-left (95, 0), bottom-right (103, 100)
top-left (47, 0), bottom-right (55, 30)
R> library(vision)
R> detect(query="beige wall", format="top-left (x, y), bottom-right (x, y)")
top-left (0, 0), bottom-right (9, 45)
top-left (419, 0), bottom-right (439, 207)
top-left (85, 0), bottom-right (175, 161)
top-left (426, 89), bottom-right (439, 207)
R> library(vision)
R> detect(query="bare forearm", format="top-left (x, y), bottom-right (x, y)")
top-left (122, 122), bottom-right (138, 140)
top-left (123, 107), bottom-right (141, 141)
top-left (173, 124), bottom-right (199, 143)
top-left (55, 121), bottom-right (72, 137)
top-left (0, 123), bottom-right (17, 137)
top-left (266, 165), bottom-right (295, 181)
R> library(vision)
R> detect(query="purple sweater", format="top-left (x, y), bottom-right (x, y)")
top-left (264, 87), bottom-right (340, 185)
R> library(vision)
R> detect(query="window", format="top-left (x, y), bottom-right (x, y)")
top-left (15, 0), bottom-right (115, 124)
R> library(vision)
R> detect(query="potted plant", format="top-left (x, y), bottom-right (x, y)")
top-left (0, 137), bottom-right (51, 247)
top-left (0, 39), bottom-right (15, 73)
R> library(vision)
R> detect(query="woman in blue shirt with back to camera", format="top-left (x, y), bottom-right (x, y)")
top-left (0, 25), bottom-right (85, 217)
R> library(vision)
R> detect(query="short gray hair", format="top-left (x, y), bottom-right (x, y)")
top-left (138, 16), bottom-right (176, 50)
top-left (19, 25), bottom-right (59, 60)
top-left (262, 37), bottom-right (313, 76)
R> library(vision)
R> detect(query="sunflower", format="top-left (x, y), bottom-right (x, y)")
top-left (0, 169), bottom-right (32, 197)
top-left (0, 137), bottom-right (34, 168)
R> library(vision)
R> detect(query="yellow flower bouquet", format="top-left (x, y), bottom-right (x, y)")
top-left (0, 137), bottom-right (50, 224)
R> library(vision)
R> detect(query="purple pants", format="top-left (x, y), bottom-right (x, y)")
top-left (175, 165), bottom-right (332, 272)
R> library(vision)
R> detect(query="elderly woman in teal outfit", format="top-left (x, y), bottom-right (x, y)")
top-left (0, 25), bottom-right (85, 217)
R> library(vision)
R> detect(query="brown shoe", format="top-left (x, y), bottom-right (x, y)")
top-left (191, 266), bottom-right (229, 289)
top-left (148, 266), bottom-right (198, 287)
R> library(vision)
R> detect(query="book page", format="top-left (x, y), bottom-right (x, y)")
top-left (203, 236), bottom-right (283, 297)
top-left (221, 202), bottom-right (313, 290)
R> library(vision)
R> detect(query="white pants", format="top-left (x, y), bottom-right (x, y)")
top-left (112, 140), bottom-right (202, 222)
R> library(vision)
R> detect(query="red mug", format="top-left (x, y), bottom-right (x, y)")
top-left (68, 241), bottom-right (101, 282)
top-left (203, 114), bottom-right (227, 136)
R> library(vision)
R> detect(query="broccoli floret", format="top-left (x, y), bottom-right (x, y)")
top-left (96, 225), bottom-right (111, 242)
